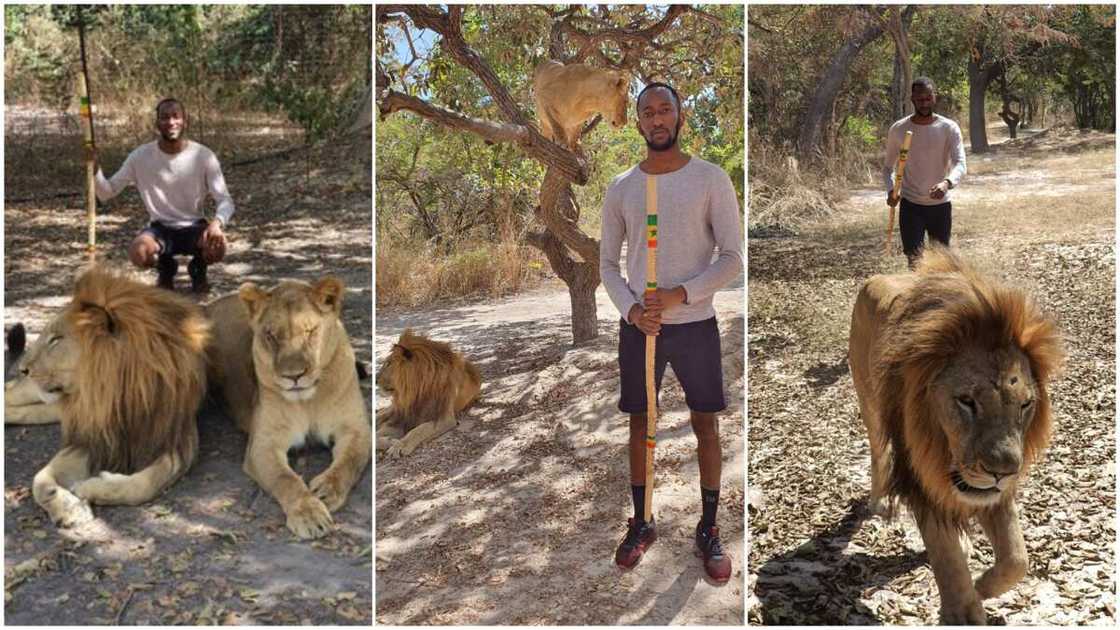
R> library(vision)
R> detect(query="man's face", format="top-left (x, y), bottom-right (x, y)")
top-left (911, 87), bottom-right (935, 117)
top-left (156, 103), bottom-right (186, 141)
top-left (636, 87), bottom-right (681, 152)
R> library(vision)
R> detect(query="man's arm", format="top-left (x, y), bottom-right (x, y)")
top-left (205, 152), bottom-right (235, 226)
top-left (945, 122), bottom-right (967, 188)
top-left (599, 181), bottom-right (639, 322)
top-left (93, 152), bottom-right (135, 202)
top-left (678, 168), bottom-right (743, 305)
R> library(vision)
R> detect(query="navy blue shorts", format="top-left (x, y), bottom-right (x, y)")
top-left (617, 316), bottom-right (726, 414)
top-left (141, 219), bottom-right (208, 258)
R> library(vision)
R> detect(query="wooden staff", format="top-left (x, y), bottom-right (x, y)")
top-left (886, 130), bottom-right (912, 256)
top-left (643, 174), bottom-right (658, 523)
top-left (77, 13), bottom-right (96, 264)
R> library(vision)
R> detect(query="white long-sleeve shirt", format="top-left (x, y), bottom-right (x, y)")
top-left (95, 140), bottom-right (235, 227)
top-left (883, 114), bottom-right (967, 205)
top-left (600, 156), bottom-right (743, 325)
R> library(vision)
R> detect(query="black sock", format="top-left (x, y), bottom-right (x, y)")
top-left (631, 484), bottom-right (645, 522)
top-left (701, 487), bottom-right (719, 527)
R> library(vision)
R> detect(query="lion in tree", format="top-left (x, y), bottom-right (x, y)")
top-left (849, 245), bottom-right (1063, 624)
top-left (533, 60), bottom-right (630, 150)
top-left (14, 267), bottom-right (210, 528)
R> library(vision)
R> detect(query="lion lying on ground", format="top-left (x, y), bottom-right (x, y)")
top-left (5, 322), bottom-right (64, 426)
top-left (376, 329), bottom-right (481, 458)
top-left (206, 277), bottom-right (370, 540)
top-left (12, 268), bottom-right (209, 527)
top-left (849, 245), bottom-right (1063, 625)
top-left (533, 60), bottom-right (629, 150)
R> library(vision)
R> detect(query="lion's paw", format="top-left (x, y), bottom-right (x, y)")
top-left (940, 596), bottom-right (987, 625)
top-left (309, 472), bottom-right (350, 512)
top-left (286, 495), bottom-right (334, 540)
top-left (45, 489), bottom-right (94, 529)
top-left (386, 441), bottom-right (414, 459)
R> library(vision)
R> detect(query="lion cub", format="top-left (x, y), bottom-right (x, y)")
top-left (533, 60), bottom-right (629, 150)
top-left (376, 330), bottom-right (480, 458)
top-left (206, 277), bottom-right (371, 540)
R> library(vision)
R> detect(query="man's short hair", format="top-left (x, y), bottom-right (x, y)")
top-left (636, 82), bottom-right (682, 114)
top-left (155, 98), bottom-right (185, 118)
top-left (911, 77), bottom-right (935, 94)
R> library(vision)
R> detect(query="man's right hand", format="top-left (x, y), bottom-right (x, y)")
top-left (887, 191), bottom-right (900, 207)
top-left (628, 304), bottom-right (661, 336)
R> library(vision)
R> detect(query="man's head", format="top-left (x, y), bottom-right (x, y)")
top-left (911, 77), bottom-right (936, 118)
top-left (636, 82), bottom-right (683, 152)
top-left (155, 98), bottom-right (187, 142)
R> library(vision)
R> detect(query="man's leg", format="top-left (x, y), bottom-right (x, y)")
top-left (188, 220), bottom-right (221, 294)
top-left (928, 201), bottom-right (952, 247)
top-left (898, 198), bottom-right (927, 269)
top-left (691, 411), bottom-right (721, 523)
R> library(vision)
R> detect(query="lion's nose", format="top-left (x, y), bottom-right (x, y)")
top-left (980, 453), bottom-right (1021, 479)
top-left (19, 367), bottom-right (29, 377)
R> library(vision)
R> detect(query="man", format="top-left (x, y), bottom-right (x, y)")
top-left (95, 98), bottom-right (233, 293)
top-left (884, 77), bottom-right (967, 268)
top-left (599, 82), bottom-right (743, 583)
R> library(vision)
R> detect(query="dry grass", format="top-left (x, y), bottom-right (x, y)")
top-left (376, 238), bottom-right (550, 309)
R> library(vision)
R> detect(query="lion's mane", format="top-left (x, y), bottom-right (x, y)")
top-left (63, 267), bottom-right (210, 474)
top-left (872, 246), bottom-right (1064, 526)
top-left (380, 329), bottom-right (480, 431)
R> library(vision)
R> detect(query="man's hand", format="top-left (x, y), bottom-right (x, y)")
top-left (929, 180), bottom-right (950, 200)
top-left (628, 304), bottom-right (661, 336)
top-left (201, 219), bottom-right (227, 264)
top-left (887, 191), bottom-right (900, 207)
top-left (643, 286), bottom-right (687, 317)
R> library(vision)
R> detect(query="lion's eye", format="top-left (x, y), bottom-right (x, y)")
top-left (1021, 399), bottom-right (1034, 410)
top-left (306, 326), bottom-right (318, 338)
top-left (956, 396), bottom-right (977, 416)
top-left (47, 335), bottom-right (62, 346)
top-left (265, 330), bottom-right (277, 344)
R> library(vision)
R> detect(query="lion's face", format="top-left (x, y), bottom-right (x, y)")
top-left (931, 345), bottom-right (1038, 507)
top-left (609, 74), bottom-right (629, 128)
top-left (240, 277), bottom-right (345, 402)
top-left (15, 314), bottom-right (79, 404)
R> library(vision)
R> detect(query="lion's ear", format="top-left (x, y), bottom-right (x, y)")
top-left (72, 301), bottom-right (117, 337)
top-left (239, 283), bottom-right (269, 320)
top-left (312, 277), bottom-right (345, 316)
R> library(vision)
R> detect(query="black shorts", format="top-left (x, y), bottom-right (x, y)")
top-left (617, 316), bottom-right (726, 414)
top-left (142, 219), bottom-right (208, 258)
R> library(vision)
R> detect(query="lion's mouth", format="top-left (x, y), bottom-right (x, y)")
top-left (950, 471), bottom-right (1000, 495)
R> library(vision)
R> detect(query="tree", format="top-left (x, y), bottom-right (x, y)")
top-left (376, 5), bottom-right (741, 344)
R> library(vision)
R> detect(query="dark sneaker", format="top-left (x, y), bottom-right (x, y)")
top-left (615, 517), bottom-right (657, 569)
top-left (695, 521), bottom-right (731, 583)
top-left (156, 256), bottom-right (177, 291)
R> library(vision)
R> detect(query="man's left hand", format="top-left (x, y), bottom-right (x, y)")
top-left (929, 180), bottom-right (950, 200)
top-left (643, 286), bottom-right (687, 315)
top-left (201, 219), bottom-right (227, 263)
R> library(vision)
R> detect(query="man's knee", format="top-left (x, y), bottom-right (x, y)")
top-left (129, 236), bottom-right (160, 268)
top-left (690, 411), bottom-right (719, 441)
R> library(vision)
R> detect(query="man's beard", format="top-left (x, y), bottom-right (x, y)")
top-left (160, 128), bottom-right (182, 142)
top-left (915, 105), bottom-right (933, 117)
top-left (644, 126), bottom-right (679, 152)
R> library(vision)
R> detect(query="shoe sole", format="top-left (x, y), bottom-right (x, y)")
top-left (693, 546), bottom-right (731, 584)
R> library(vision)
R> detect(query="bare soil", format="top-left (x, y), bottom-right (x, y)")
top-left (3, 107), bottom-right (373, 625)
top-left (375, 277), bottom-right (745, 625)
top-left (747, 127), bottom-right (1116, 625)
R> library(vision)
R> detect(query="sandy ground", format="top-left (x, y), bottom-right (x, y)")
top-left (4, 111), bottom-right (373, 624)
top-left (747, 127), bottom-right (1116, 625)
top-left (375, 276), bottom-right (745, 625)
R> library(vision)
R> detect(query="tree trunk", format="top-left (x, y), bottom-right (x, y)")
top-left (967, 54), bottom-right (1000, 154)
top-left (796, 16), bottom-right (884, 161)
top-left (885, 7), bottom-right (913, 122)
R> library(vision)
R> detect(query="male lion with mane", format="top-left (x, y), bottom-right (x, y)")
top-left (8, 267), bottom-right (210, 528)
top-left (376, 329), bottom-right (480, 458)
top-left (533, 60), bottom-right (629, 150)
top-left (205, 277), bottom-right (370, 540)
top-left (849, 245), bottom-right (1063, 624)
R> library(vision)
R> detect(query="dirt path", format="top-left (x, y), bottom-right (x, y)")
top-left (4, 114), bottom-right (373, 624)
top-left (747, 128), bottom-right (1116, 625)
top-left (375, 277), bottom-right (745, 625)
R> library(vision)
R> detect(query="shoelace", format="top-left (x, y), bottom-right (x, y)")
top-left (623, 520), bottom-right (647, 548)
top-left (701, 527), bottom-right (724, 557)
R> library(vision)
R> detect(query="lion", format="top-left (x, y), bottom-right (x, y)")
top-left (848, 245), bottom-right (1063, 625)
top-left (375, 329), bottom-right (481, 458)
top-left (14, 267), bottom-right (210, 527)
top-left (533, 60), bottom-right (629, 150)
top-left (5, 322), bottom-right (63, 426)
top-left (205, 277), bottom-right (371, 540)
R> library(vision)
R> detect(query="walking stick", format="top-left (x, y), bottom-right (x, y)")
top-left (77, 11), bottom-right (97, 264)
top-left (886, 130), bottom-right (912, 257)
top-left (643, 174), bottom-right (658, 523)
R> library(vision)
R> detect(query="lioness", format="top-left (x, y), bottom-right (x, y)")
top-left (533, 60), bottom-right (629, 150)
top-left (206, 277), bottom-right (371, 540)
top-left (376, 329), bottom-right (480, 458)
top-left (14, 268), bottom-right (209, 527)
top-left (5, 323), bottom-right (63, 425)
top-left (849, 246), bottom-right (1063, 624)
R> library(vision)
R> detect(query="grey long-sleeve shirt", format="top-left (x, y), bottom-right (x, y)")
top-left (95, 140), bottom-right (235, 227)
top-left (883, 114), bottom-right (967, 205)
top-left (600, 156), bottom-right (743, 325)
